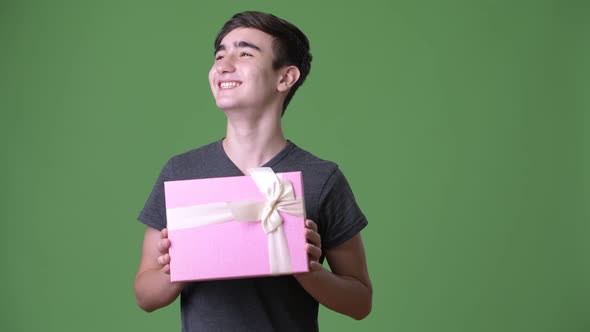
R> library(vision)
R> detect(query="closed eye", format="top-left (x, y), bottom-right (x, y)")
top-left (215, 54), bottom-right (224, 61)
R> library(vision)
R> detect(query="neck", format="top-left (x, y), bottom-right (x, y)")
top-left (222, 108), bottom-right (286, 174)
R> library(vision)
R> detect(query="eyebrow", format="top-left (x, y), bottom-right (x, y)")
top-left (215, 41), bottom-right (262, 55)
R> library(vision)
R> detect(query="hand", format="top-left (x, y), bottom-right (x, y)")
top-left (157, 228), bottom-right (172, 274)
top-left (304, 219), bottom-right (323, 271)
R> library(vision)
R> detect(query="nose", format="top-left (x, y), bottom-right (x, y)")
top-left (215, 56), bottom-right (236, 74)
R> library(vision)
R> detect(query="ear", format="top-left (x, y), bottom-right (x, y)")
top-left (277, 66), bottom-right (301, 92)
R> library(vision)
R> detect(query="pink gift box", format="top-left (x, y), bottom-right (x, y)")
top-left (164, 171), bottom-right (309, 282)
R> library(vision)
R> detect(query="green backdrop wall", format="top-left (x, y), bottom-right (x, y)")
top-left (1, 0), bottom-right (588, 331)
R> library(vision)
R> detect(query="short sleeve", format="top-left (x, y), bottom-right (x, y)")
top-left (318, 168), bottom-right (368, 250)
top-left (137, 160), bottom-right (174, 231)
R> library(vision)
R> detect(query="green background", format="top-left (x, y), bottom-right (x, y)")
top-left (1, 0), bottom-right (588, 331)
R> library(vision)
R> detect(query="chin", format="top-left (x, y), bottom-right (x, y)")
top-left (214, 97), bottom-right (235, 109)
top-left (215, 101), bottom-right (242, 111)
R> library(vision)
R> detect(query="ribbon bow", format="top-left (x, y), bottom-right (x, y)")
top-left (229, 168), bottom-right (303, 234)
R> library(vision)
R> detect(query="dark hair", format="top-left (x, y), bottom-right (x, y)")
top-left (214, 11), bottom-right (312, 115)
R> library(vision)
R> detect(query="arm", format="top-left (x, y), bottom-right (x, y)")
top-left (134, 227), bottom-right (185, 312)
top-left (294, 220), bottom-right (372, 320)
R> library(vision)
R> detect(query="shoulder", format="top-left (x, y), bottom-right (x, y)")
top-left (280, 142), bottom-right (340, 179)
top-left (277, 142), bottom-right (346, 196)
top-left (161, 140), bottom-right (226, 180)
top-left (168, 141), bottom-right (219, 165)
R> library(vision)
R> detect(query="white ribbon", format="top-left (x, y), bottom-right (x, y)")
top-left (166, 168), bottom-right (304, 274)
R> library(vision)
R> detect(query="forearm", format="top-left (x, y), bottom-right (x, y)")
top-left (294, 267), bottom-right (372, 320)
top-left (134, 269), bottom-right (184, 312)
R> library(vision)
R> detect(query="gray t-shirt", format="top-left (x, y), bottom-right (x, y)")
top-left (138, 139), bottom-right (367, 331)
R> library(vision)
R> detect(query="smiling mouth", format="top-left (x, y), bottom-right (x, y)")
top-left (219, 81), bottom-right (242, 89)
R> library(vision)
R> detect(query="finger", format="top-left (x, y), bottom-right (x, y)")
top-left (158, 238), bottom-right (171, 254)
top-left (309, 261), bottom-right (323, 272)
top-left (306, 244), bottom-right (322, 261)
top-left (157, 253), bottom-right (165, 266)
top-left (162, 264), bottom-right (170, 274)
top-left (161, 228), bottom-right (168, 239)
top-left (306, 228), bottom-right (321, 248)
top-left (305, 219), bottom-right (318, 232)
top-left (157, 253), bottom-right (171, 266)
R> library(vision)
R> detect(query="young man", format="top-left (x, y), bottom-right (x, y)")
top-left (134, 11), bottom-right (372, 331)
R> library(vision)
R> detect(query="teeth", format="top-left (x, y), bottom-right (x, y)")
top-left (220, 81), bottom-right (241, 89)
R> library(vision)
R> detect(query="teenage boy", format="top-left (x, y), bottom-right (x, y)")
top-left (135, 11), bottom-right (372, 331)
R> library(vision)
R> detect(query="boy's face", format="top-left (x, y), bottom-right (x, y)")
top-left (209, 28), bottom-right (283, 112)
